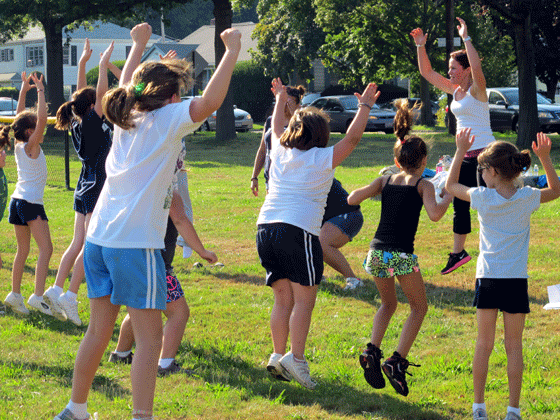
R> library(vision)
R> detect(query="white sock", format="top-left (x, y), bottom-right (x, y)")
top-left (67, 400), bottom-right (88, 419)
top-left (64, 291), bottom-right (78, 301)
top-left (293, 355), bottom-right (306, 363)
top-left (53, 285), bottom-right (64, 295)
top-left (115, 350), bottom-right (132, 358)
top-left (507, 406), bottom-right (521, 416)
top-left (473, 403), bottom-right (486, 412)
top-left (159, 358), bottom-right (174, 369)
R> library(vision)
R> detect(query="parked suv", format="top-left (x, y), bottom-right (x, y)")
top-left (487, 87), bottom-right (560, 133)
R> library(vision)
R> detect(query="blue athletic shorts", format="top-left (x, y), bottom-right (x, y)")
top-left (84, 241), bottom-right (167, 310)
top-left (8, 198), bottom-right (48, 226)
top-left (473, 278), bottom-right (530, 314)
top-left (324, 209), bottom-right (363, 240)
top-left (257, 223), bottom-right (323, 287)
top-left (363, 249), bottom-right (420, 278)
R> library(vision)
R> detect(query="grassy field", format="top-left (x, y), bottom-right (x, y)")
top-left (1, 128), bottom-right (559, 420)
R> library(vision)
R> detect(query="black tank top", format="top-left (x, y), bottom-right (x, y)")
top-left (370, 175), bottom-right (424, 254)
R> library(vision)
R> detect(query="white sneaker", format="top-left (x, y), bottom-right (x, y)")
top-left (473, 408), bottom-right (488, 420)
top-left (279, 352), bottom-right (316, 389)
top-left (266, 353), bottom-right (291, 381)
top-left (4, 292), bottom-right (30, 315)
top-left (343, 277), bottom-right (363, 290)
top-left (59, 293), bottom-right (82, 326)
top-left (43, 287), bottom-right (67, 321)
top-left (53, 408), bottom-right (90, 420)
top-left (27, 294), bottom-right (53, 316)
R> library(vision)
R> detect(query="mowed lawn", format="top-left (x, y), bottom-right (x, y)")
top-left (0, 128), bottom-right (559, 420)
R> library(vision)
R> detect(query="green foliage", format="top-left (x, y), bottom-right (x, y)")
top-left (0, 88), bottom-right (18, 100)
top-left (231, 61), bottom-right (273, 123)
top-left (86, 60), bottom-right (126, 88)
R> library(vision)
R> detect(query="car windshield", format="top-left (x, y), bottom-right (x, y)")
top-left (0, 100), bottom-right (17, 112)
top-left (502, 90), bottom-right (552, 105)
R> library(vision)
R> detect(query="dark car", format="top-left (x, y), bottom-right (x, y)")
top-left (487, 87), bottom-right (560, 133)
top-left (309, 95), bottom-right (395, 134)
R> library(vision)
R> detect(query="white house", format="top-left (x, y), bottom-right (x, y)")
top-left (0, 21), bottom-right (166, 97)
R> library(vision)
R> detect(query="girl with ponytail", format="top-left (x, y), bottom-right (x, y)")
top-left (446, 131), bottom-right (560, 420)
top-left (347, 98), bottom-right (452, 397)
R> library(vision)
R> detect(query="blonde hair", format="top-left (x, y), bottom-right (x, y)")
top-left (103, 59), bottom-right (194, 130)
top-left (392, 99), bottom-right (427, 170)
top-left (478, 141), bottom-right (531, 180)
top-left (280, 106), bottom-right (330, 151)
top-left (55, 87), bottom-right (96, 130)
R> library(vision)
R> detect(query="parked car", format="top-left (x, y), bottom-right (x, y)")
top-left (309, 95), bottom-right (396, 134)
top-left (379, 97), bottom-right (439, 123)
top-left (301, 93), bottom-right (321, 107)
top-left (487, 87), bottom-right (560, 133)
top-left (203, 105), bottom-right (253, 132)
top-left (0, 98), bottom-right (18, 116)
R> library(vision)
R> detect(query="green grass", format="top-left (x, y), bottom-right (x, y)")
top-left (1, 130), bottom-right (560, 420)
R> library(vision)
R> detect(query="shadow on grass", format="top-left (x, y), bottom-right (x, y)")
top-left (181, 343), bottom-right (460, 420)
top-left (0, 359), bottom-right (130, 400)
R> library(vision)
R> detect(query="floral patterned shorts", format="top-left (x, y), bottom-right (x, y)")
top-left (363, 249), bottom-right (420, 278)
top-left (166, 270), bottom-right (185, 303)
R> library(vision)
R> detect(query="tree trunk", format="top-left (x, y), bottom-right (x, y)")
top-left (545, 77), bottom-right (558, 103)
top-left (419, 76), bottom-right (433, 126)
top-left (42, 19), bottom-right (65, 116)
top-left (213, 0), bottom-right (236, 142)
top-left (513, 6), bottom-right (539, 149)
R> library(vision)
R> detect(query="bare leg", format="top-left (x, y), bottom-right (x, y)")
top-left (270, 278), bottom-right (294, 355)
top-left (160, 297), bottom-right (189, 359)
top-left (503, 312), bottom-right (526, 408)
top-left (115, 313), bottom-right (135, 352)
top-left (67, 213), bottom-right (92, 294)
top-left (371, 277), bottom-right (397, 348)
top-left (54, 212), bottom-right (86, 288)
top-left (394, 271), bottom-right (428, 357)
top-left (452, 233), bottom-right (467, 254)
top-left (289, 282), bottom-right (318, 360)
top-left (28, 218), bottom-right (53, 296)
top-left (70, 296), bottom-right (120, 403)
top-left (128, 307), bottom-right (163, 418)
top-left (319, 223), bottom-right (356, 278)
top-left (473, 308), bottom-right (498, 404)
top-left (11, 225), bottom-right (31, 294)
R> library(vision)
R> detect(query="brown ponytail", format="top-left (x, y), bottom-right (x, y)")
top-left (55, 87), bottom-right (96, 130)
top-left (478, 141), bottom-right (531, 180)
top-left (0, 124), bottom-right (12, 150)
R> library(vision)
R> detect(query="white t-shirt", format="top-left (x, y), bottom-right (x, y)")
top-left (11, 142), bottom-right (47, 205)
top-left (87, 99), bottom-right (201, 249)
top-left (257, 134), bottom-right (335, 236)
top-left (470, 186), bottom-right (541, 278)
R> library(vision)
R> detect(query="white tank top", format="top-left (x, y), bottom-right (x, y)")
top-left (11, 142), bottom-right (47, 205)
top-left (450, 86), bottom-right (495, 151)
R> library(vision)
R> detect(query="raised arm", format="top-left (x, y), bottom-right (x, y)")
top-left (456, 17), bottom-right (487, 101)
top-left (419, 180), bottom-right (452, 221)
top-left (533, 132), bottom-right (560, 203)
top-left (16, 71), bottom-right (32, 115)
top-left (347, 177), bottom-right (384, 205)
top-left (410, 28), bottom-right (455, 95)
top-left (332, 83), bottom-right (380, 168)
top-left (107, 62), bottom-right (121, 81)
top-left (24, 73), bottom-right (47, 159)
top-left (445, 128), bottom-right (475, 202)
top-left (95, 41), bottom-right (114, 117)
top-left (120, 23), bottom-right (152, 87)
top-left (77, 38), bottom-right (93, 91)
top-left (270, 78), bottom-right (288, 140)
top-left (169, 190), bottom-right (218, 264)
top-left (189, 28), bottom-right (241, 123)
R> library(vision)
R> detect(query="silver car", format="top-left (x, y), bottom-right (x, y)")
top-left (0, 98), bottom-right (18, 116)
top-left (309, 95), bottom-right (395, 134)
top-left (203, 106), bottom-right (254, 132)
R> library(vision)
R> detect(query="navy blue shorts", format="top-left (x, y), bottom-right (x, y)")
top-left (324, 209), bottom-right (363, 240)
top-left (74, 191), bottom-right (100, 215)
top-left (8, 198), bottom-right (48, 226)
top-left (257, 223), bottom-right (323, 287)
top-left (473, 278), bottom-right (530, 314)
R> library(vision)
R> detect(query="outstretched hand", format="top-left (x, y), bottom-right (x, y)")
top-left (456, 17), bottom-right (468, 40)
top-left (99, 41), bottom-right (114, 67)
top-left (532, 132), bottom-right (552, 160)
top-left (355, 83), bottom-right (380, 108)
top-left (20, 71), bottom-right (33, 92)
top-left (159, 50), bottom-right (178, 61)
top-left (410, 28), bottom-right (427, 46)
top-left (455, 127), bottom-right (474, 153)
top-left (200, 249), bottom-right (218, 264)
top-left (271, 77), bottom-right (287, 101)
top-left (80, 38), bottom-right (93, 64)
top-left (30, 72), bottom-right (44, 92)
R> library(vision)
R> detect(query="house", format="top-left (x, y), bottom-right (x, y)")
top-left (0, 21), bottom-right (165, 97)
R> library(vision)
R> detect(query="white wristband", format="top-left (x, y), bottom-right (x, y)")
top-left (463, 36), bottom-right (471, 43)
top-left (416, 44), bottom-right (425, 48)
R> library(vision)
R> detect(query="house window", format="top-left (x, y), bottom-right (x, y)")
top-left (63, 45), bottom-right (78, 66)
top-left (125, 45), bottom-right (131, 58)
top-left (0, 49), bottom-right (14, 62)
top-left (26, 46), bottom-right (44, 67)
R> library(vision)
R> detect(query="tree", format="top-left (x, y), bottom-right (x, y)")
top-left (477, 0), bottom-right (544, 149)
top-left (0, 1), bottom-right (196, 116)
top-left (532, 0), bottom-right (560, 101)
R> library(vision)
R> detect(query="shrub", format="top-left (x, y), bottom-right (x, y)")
top-left (231, 61), bottom-right (272, 123)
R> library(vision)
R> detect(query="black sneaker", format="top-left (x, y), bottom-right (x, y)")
top-left (359, 343), bottom-right (385, 389)
top-left (108, 351), bottom-right (133, 364)
top-left (381, 351), bottom-right (420, 396)
top-left (158, 360), bottom-right (194, 377)
top-left (441, 250), bottom-right (471, 274)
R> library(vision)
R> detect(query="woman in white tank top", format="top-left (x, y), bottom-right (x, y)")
top-left (410, 17), bottom-right (495, 276)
